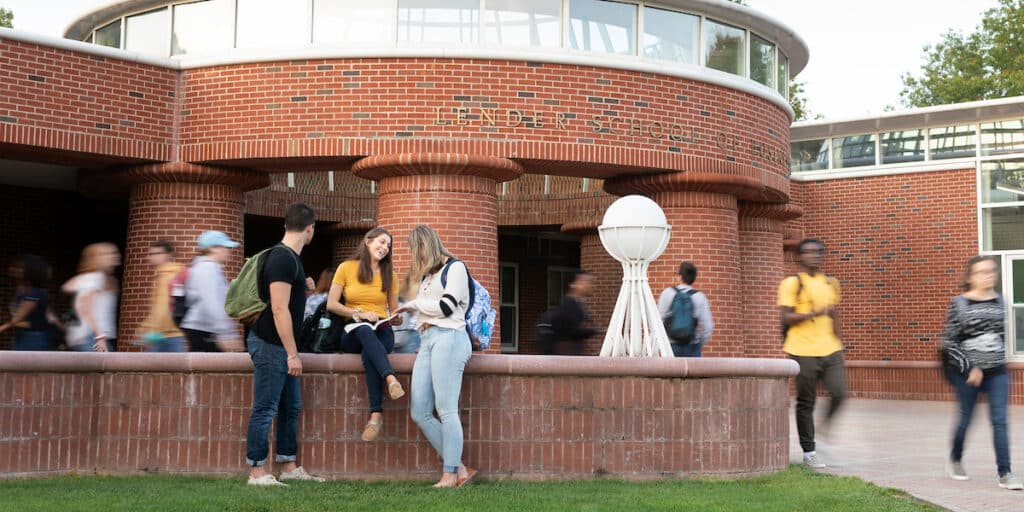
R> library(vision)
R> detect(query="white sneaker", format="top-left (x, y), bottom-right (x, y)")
top-left (248, 474), bottom-right (288, 487)
top-left (803, 453), bottom-right (826, 469)
top-left (279, 466), bottom-right (326, 482)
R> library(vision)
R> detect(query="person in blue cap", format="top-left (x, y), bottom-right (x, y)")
top-left (180, 230), bottom-right (243, 352)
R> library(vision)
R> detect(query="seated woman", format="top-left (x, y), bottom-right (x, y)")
top-left (327, 227), bottom-right (405, 442)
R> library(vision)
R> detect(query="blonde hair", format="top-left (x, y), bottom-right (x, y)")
top-left (403, 225), bottom-right (453, 298)
top-left (77, 242), bottom-right (119, 290)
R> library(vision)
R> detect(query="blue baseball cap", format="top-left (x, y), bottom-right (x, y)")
top-left (197, 231), bottom-right (239, 250)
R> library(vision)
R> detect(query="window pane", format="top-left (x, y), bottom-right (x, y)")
top-left (569, 0), bottom-right (637, 55)
top-left (929, 125), bottom-right (976, 160)
top-left (500, 305), bottom-right (517, 348)
top-left (880, 130), bottom-right (925, 164)
top-left (314, 0), bottom-right (395, 44)
top-left (237, 0), bottom-right (310, 49)
top-left (832, 134), bottom-right (876, 169)
top-left (125, 8), bottom-right (170, 57)
top-left (484, 0), bottom-right (561, 48)
top-left (981, 160), bottom-right (1024, 204)
top-left (173, 0), bottom-right (235, 56)
top-left (642, 6), bottom-right (698, 64)
top-left (749, 34), bottom-right (775, 88)
top-left (500, 265), bottom-right (517, 303)
top-left (981, 119), bottom-right (1024, 156)
top-left (790, 139), bottom-right (828, 172)
top-left (399, 0), bottom-right (479, 44)
top-left (777, 53), bottom-right (789, 98)
top-left (983, 206), bottom-right (1024, 251)
top-left (704, 19), bottom-right (744, 76)
top-left (95, 20), bottom-right (122, 49)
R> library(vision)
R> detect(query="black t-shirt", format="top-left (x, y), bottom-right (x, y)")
top-left (15, 287), bottom-right (49, 331)
top-left (253, 245), bottom-right (306, 347)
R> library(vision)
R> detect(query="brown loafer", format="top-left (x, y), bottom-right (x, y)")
top-left (387, 379), bottom-right (405, 400)
top-left (361, 419), bottom-right (382, 442)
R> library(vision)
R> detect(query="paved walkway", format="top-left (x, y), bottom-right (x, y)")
top-left (789, 398), bottom-right (1024, 512)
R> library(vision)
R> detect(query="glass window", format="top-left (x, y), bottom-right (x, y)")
top-left (484, 0), bottom-right (561, 48)
top-left (704, 19), bottom-right (744, 76)
top-left (790, 139), bottom-right (828, 172)
top-left (981, 160), bottom-right (1024, 204)
top-left (172, 0), bottom-right (235, 56)
top-left (568, 0), bottom-right (637, 55)
top-left (499, 263), bottom-right (518, 352)
top-left (125, 8), bottom-right (170, 57)
top-left (981, 119), bottom-right (1024, 156)
top-left (237, 0), bottom-right (310, 49)
top-left (642, 6), bottom-right (699, 64)
top-left (399, 0), bottom-right (479, 44)
top-left (983, 206), bottom-right (1024, 251)
top-left (749, 34), bottom-right (775, 88)
top-left (314, 0), bottom-right (395, 45)
top-left (95, 19), bottom-right (122, 49)
top-left (777, 52), bottom-right (789, 98)
top-left (929, 124), bottom-right (976, 160)
top-left (831, 134), bottom-right (876, 169)
top-left (880, 130), bottom-right (925, 164)
top-left (1011, 258), bottom-right (1024, 354)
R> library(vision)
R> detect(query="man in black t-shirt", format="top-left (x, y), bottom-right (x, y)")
top-left (244, 203), bottom-right (324, 487)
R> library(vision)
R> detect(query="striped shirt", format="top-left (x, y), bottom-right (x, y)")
top-left (942, 294), bottom-right (1006, 376)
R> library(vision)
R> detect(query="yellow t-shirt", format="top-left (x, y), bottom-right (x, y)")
top-left (778, 272), bottom-right (842, 357)
top-left (332, 260), bottom-right (398, 318)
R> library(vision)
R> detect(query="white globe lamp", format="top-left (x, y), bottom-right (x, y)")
top-left (598, 195), bottom-right (674, 357)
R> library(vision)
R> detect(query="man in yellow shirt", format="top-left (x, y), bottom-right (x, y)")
top-left (138, 240), bottom-right (185, 352)
top-left (778, 238), bottom-right (845, 470)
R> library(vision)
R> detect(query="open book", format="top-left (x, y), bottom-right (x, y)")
top-left (344, 312), bottom-right (402, 334)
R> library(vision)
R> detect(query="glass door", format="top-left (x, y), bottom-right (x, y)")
top-left (1009, 256), bottom-right (1024, 357)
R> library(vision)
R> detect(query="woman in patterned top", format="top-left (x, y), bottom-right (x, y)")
top-left (942, 255), bottom-right (1021, 490)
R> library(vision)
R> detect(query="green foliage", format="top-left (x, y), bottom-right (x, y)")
top-left (0, 467), bottom-right (939, 512)
top-left (901, 0), bottom-right (1024, 107)
top-left (0, 7), bottom-right (13, 29)
top-left (789, 81), bottom-right (813, 121)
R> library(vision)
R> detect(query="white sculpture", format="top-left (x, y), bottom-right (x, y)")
top-left (598, 195), bottom-right (674, 357)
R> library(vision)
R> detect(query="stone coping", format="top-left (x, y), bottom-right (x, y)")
top-left (845, 359), bottom-right (1024, 370)
top-left (0, 352), bottom-right (797, 378)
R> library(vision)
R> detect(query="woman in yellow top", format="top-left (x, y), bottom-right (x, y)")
top-left (327, 227), bottom-right (405, 442)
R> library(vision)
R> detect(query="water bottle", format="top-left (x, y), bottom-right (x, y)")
top-left (480, 319), bottom-right (491, 337)
top-left (171, 282), bottom-right (185, 298)
top-left (318, 315), bottom-right (331, 330)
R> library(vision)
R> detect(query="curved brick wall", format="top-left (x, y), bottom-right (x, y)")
top-left (0, 353), bottom-right (796, 479)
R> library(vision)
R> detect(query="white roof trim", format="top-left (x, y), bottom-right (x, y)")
top-left (791, 160), bottom-right (975, 182)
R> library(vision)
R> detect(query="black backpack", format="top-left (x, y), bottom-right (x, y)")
top-left (534, 308), bottom-right (558, 355)
top-left (297, 300), bottom-right (345, 353)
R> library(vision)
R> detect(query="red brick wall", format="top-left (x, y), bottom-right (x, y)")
top-left (789, 169), bottom-right (977, 361)
top-left (0, 354), bottom-right (793, 479)
top-left (0, 39), bottom-right (174, 162)
top-left (738, 217), bottom-right (785, 358)
top-left (580, 232), bottom-right (619, 356)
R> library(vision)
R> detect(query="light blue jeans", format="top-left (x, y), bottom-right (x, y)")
top-left (410, 326), bottom-right (472, 474)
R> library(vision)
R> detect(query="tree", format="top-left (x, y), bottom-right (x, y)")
top-left (0, 7), bottom-right (13, 29)
top-left (789, 81), bottom-right (818, 121)
top-left (900, 0), bottom-right (1024, 107)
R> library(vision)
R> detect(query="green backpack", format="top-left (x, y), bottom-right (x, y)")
top-left (224, 245), bottom-right (299, 326)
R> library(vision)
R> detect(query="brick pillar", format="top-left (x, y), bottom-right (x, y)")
top-left (562, 221), bottom-right (616, 356)
top-left (330, 223), bottom-right (374, 264)
top-left (737, 203), bottom-right (802, 358)
top-left (352, 154), bottom-right (523, 352)
top-left (112, 163), bottom-right (268, 350)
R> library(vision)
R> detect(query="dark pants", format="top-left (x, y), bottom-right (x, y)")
top-left (790, 350), bottom-right (847, 452)
top-left (14, 330), bottom-right (55, 351)
top-left (244, 332), bottom-right (300, 467)
top-left (671, 343), bottom-right (702, 357)
top-left (947, 368), bottom-right (1011, 476)
top-left (341, 324), bottom-right (395, 414)
top-left (183, 328), bottom-right (221, 352)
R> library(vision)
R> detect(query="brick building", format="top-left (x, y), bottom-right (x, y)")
top-left (0, 0), bottom-right (1017, 400)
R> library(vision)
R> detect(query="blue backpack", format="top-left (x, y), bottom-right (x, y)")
top-left (441, 259), bottom-right (496, 351)
top-left (664, 287), bottom-right (698, 344)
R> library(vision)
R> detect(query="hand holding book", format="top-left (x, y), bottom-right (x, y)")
top-left (345, 311), bottom-right (402, 334)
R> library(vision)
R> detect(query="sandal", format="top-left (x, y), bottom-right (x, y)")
top-left (387, 379), bottom-right (405, 400)
top-left (361, 419), bottom-right (383, 442)
top-left (456, 467), bottom-right (478, 487)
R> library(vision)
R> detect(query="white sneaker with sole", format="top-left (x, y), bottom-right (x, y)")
top-left (947, 460), bottom-right (968, 481)
top-left (248, 474), bottom-right (288, 487)
top-left (279, 466), bottom-right (326, 482)
top-left (999, 472), bottom-right (1023, 490)
top-left (803, 453), bottom-right (826, 469)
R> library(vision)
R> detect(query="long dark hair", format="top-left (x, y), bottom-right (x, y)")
top-left (349, 227), bottom-right (394, 295)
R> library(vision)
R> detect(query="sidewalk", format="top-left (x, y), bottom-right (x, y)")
top-left (789, 398), bottom-right (1024, 512)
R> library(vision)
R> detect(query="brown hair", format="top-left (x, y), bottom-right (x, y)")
top-left (402, 225), bottom-right (454, 299)
top-left (348, 227), bottom-right (394, 295)
top-left (960, 255), bottom-right (998, 291)
top-left (77, 243), bottom-right (119, 290)
top-left (314, 268), bottom-right (332, 294)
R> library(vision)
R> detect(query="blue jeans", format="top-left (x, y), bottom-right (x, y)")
top-left (149, 336), bottom-right (186, 353)
top-left (14, 330), bottom-right (54, 351)
top-left (671, 342), bottom-right (702, 357)
top-left (245, 332), bottom-right (301, 467)
top-left (948, 368), bottom-right (1011, 476)
top-left (340, 325), bottom-right (395, 414)
top-left (70, 331), bottom-right (114, 352)
top-left (410, 326), bottom-right (472, 474)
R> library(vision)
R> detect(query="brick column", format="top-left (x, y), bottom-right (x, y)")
top-left (737, 202), bottom-right (802, 358)
top-left (562, 221), bottom-right (615, 356)
top-left (111, 163), bottom-right (269, 350)
top-left (330, 222), bottom-right (374, 265)
top-left (352, 154), bottom-right (523, 352)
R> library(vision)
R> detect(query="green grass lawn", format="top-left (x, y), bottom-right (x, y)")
top-left (0, 466), bottom-right (937, 512)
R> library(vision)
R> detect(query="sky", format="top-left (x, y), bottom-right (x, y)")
top-left (0, 0), bottom-right (1004, 120)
